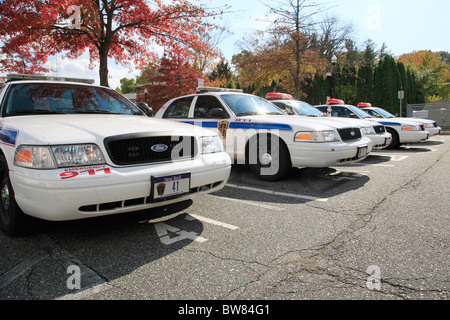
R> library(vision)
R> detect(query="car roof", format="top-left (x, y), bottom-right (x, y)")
top-left (169, 91), bottom-right (257, 102)
top-left (6, 73), bottom-right (96, 85)
top-left (4, 80), bottom-right (102, 88)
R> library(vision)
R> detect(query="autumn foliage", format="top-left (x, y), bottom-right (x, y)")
top-left (138, 53), bottom-right (207, 111)
top-left (0, 0), bottom-right (219, 87)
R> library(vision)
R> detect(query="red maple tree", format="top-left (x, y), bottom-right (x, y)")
top-left (139, 52), bottom-right (207, 111)
top-left (0, 0), bottom-right (221, 87)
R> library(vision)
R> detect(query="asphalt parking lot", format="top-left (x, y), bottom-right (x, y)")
top-left (0, 135), bottom-right (448, 303)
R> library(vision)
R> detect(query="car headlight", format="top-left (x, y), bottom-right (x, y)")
top-left (15, 144), bottom-right (106, 169)
top-left (361, 126), bottom-right (376, 135)
top-left (294, 130), bottom-right (340, 143)
top-left (200, 136), bottom-right (223, 154)
top-left (423, 123), bottom-right (434, 128)
top-left (14, 146), bottom-right (56, 169)
top-left (52, 144), bottom-right (105, 167)
top-left (402, 125), bottom-right (421, 131)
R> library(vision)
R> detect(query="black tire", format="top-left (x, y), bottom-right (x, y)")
top-left (385, 128), bottom-right (400, 150)
top-left (0, 154), bottom-right (28, 236)
top-left (248, 134), bottom-right (292, 181)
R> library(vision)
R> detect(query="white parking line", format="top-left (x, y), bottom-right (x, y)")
top-left (345, 163), bottom-right (395, 167)
top-left (185, 213), bottom-right (240, 230)
top-left (206, 194), bottom-right (286, 212)
top-left (226, 183), bottom-right (328, 202)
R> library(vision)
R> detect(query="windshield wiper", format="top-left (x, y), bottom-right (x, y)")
top-left (236, 112), bottom-right (259, 116)
top-left (13, 109), bottom-right (67, 115)
top-left (73, 110), bottom-right (121, 115)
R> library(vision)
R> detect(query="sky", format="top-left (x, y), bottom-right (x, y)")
top-left (3, 0), bottom-right (449, 90)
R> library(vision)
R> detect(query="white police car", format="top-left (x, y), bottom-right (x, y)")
top-left (315, 100), bottom-right (430, 149)
top-left (154, 87), bottom-right (373, 182)
top-left (270, 99), bottom-right (392, 150)
top-left (0, 75), bottom-right (231, 236)
top-left (358, 103), bottom-right (442, 137)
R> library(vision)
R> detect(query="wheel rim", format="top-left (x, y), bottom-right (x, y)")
top-left (1, 183), bottom-right (10, 210)
top-left (0, 181), bottom-right (11, 225)
top-left (259, 152), bottom-right (272, 166)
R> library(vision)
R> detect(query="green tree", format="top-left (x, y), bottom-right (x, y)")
top-left (208, 59), bottom-right (234, 87)
top-left (373, 55), bottom-right (401, 114)
top-left (116, 77), bottom-right (136, 94)
top-left (356, 65), bottom-right (373, 104)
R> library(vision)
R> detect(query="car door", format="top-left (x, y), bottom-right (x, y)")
top-left (191, 95), bottom-right (235, 151)
top-left (161, 96), bottom-right (194, 120)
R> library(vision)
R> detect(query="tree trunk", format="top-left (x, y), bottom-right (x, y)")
top-left (99, 45), bottom-right (109, 87)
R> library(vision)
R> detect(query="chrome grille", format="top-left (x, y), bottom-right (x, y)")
top-left (104, 134), bottom-right (196, 165)
top-left (373, 125), bottom-right (386, 134)
top-left (337, 128), bottom-right (362, 141)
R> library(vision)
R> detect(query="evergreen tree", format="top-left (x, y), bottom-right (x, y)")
top-left (356, 65), bottom-right (373, 103)
top-left (373, 55), bottom-right (401, 114)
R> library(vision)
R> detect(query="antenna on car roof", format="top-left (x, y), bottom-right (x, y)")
top-left (6, 73), bottom-right (95, 84)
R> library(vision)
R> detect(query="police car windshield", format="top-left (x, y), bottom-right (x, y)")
top-left (373, 108), bottom-right (395, 118)
top-left (221, 94), bottom-right (285, 116)
top-left (288, 101), bottom-right (324, 117)
top-left (2, 83), bottom-right (143, 117)
top-left (347, 105), bottom-right (372, 118)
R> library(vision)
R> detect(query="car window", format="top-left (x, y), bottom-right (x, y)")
top-left (364, 109), bottom-right (380, 117)
top-left (193, 95), bottom-right (229, 118)
top-left (331, 106), bottom-right (350, 117)
top-left (221, 94), bottom-right (284, 116)
top-left (373, 108), bottom-right (395, 118)
top-left (316, 106), bottom-right (328, 113)
top-left (347, 105), bottom-right (372, 118)
top-left (163, 97), bottom-right (193, 118)
top-left (272, 102), bottom-right (294, 115)
top-left (2, 83), bottom-right (143, 117)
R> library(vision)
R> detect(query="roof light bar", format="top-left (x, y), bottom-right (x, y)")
top-left (196, 86), bottom-right (243, 93)
top-left (327, 98), bottom-right (345, 105)
top-left (6, 73), bottom-right (95, 84)
top-left (357, 102), bottom-right (372, 108)
top-left (266, 92), bottom-right (293, 100)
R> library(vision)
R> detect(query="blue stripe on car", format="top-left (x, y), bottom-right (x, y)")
top-left (378, 122), bottom-right (402, 126)
top-left (0, 128), bottom-right (19, 146)
top-left (181, 121), bottom-right (292, 131)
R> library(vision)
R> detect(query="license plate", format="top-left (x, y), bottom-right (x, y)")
top-left (357, 146), bottom-right (368, 159)
top-left (152, 173), bottom-right (191, 200)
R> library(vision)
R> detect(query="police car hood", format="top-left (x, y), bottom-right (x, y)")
top-left (365, 117), bottom-right (423, 126)
top-left (239, 115), bottom-right (367, 130)
top-left (8, 114), bottom-right (215, 145)
top-left (317, 117), bottom-right (384, 128)
top-left (395, 117), bottom-right (435, 124)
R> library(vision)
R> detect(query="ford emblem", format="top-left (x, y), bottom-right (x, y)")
top-left (151, 144), bottom-right (168, 152)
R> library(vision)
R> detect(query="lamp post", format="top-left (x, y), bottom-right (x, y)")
top-left (331, 55), bottom-right (337, 99)
top-left (144, 88), bottom-right (148, 104)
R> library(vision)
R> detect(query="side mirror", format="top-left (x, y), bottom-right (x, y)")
top-left (138, 102), bottom-right (153, 117)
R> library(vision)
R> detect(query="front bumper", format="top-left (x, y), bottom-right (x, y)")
top-left (426, 127), bottom-right (441, 136)
top-left (10, 153), bottom-right (231, 221)
top-left (288, 137), bottom-right (373, 168)
top-left (399, 130), bottom-right (430, 143)
top-left (367, 132), bottom-right (392, 150)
